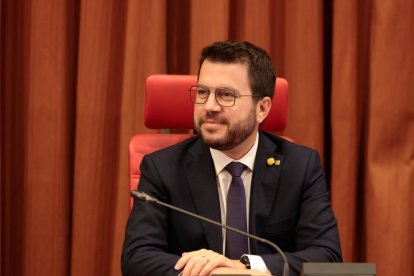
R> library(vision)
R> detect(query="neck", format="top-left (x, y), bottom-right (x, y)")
top-left (222, 131), bottom-right (258, 160)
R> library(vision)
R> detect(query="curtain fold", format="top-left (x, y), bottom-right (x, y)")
top-left (330, 0), bottom-right (372, 262)
top-left (363, 1), bottom-right (414, 273)
top-left (330, 2), bottom-right (414, 275)
top-left (70, 0), bottom-right (127, 274)
top-left (1, 0), bottom-right (78, 275)
top-left (1, 0), bottom-right (413, 275)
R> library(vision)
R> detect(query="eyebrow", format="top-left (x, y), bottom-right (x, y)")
top-left (196, 84), bottom-right (238, 91)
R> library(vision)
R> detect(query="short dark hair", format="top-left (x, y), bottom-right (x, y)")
top-left (198, 40), bottom-right (276, 99)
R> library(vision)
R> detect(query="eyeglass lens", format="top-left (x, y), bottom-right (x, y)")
top-left (190, 86), bottom-right (235, 107)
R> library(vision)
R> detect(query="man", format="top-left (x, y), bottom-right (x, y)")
top-left (122, 40), bottom-right (342, 276)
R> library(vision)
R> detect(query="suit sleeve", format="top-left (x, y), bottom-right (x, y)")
top-left (261, 150), bottom-right (342, 275)
top-left (121, 155), bottom-right (181, 276)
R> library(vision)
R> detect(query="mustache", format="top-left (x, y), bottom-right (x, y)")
top-left (199, 113), bottom-right (228, 124)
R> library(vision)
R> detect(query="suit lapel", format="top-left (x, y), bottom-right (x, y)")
top-left (249, 132), bottom-right (284, 251)
top-left (183, 139), bottom-right (223, 253)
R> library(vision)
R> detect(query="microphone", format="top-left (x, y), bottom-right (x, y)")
top-left (131, 190), bottom-right (289, 276)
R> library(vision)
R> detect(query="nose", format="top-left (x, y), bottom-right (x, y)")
top-left (203, 91), bottom-right (222, 112)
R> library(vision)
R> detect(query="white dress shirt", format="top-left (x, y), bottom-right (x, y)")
top-left (209, 132), bottom-right (270, 273)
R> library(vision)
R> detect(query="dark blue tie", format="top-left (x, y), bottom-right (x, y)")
top-left (225, 162), bottom-right (248, 259)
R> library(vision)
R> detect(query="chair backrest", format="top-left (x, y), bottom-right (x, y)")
top-left (129, 74), bottom-right (289, 208)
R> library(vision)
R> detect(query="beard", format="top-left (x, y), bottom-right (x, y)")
top-left (194, 109), bottom-right (257, 151)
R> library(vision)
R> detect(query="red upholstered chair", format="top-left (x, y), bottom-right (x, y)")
top-left (129, 74), bottom-right (289, 208)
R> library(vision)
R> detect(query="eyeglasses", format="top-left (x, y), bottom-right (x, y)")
top-left (189, 85), bottom-right (261, 107)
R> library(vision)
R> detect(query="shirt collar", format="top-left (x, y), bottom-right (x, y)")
top-left (209, 132), bottom-right (259, 175)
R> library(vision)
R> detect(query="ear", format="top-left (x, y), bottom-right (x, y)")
top-left (256, 96), bottom-right (272, 124)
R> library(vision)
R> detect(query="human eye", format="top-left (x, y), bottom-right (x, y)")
top-left (216, 88), bottom-right (235, 101)
top-left (196, 87), bottom-right (209, 98)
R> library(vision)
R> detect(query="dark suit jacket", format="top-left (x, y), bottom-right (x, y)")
top-left (122, 132), bottom-right (342, 276)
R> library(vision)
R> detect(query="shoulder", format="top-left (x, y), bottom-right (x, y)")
top-left (259, 131), bottom-right (322, 171)
top-left (143, 135), bottom-right (206, 162)
top-left (260, 131), bottom-right (317, 155)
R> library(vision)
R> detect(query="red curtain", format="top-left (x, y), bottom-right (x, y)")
top-left (1, 0), bottom-right (413, 275)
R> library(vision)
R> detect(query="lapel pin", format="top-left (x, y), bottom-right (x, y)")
top-left (267, 157), bottom-right (280, 166)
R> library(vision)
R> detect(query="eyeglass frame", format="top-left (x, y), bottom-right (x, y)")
top-left (188, 85), bottom-right (262, 107)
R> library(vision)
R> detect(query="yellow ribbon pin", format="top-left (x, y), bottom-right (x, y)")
top-left (267, 157), bottom-right (280, 166)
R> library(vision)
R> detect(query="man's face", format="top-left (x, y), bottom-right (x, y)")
top-left (194, 60), bottom-right (260, 153)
